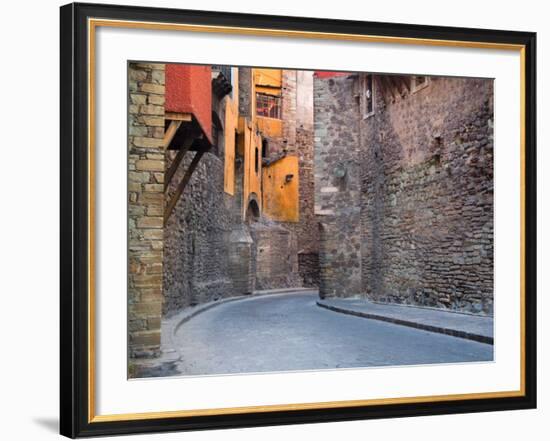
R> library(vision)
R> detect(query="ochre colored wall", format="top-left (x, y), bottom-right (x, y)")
top-left (224, 68), bottom-right (239, 195)
top-left (240, 116), bottom-right (262, 218)
top-left (253, 68), bottom-right (282, 88)
top-left (256, 117), bottom-right (282, 138)
top-left (262, 156), bottom-right (299, 222)
top-left (165, 64), bottom-right (212, 143)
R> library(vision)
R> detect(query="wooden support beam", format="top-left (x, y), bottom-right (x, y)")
top-left (165, 112), bottom-right (192, 121)
top-left (164, 137), bottom-right (194, 192)
top-left (164, 150), bottom-right (205, 225)
top-left (163, 120), bottom-right (182, 149)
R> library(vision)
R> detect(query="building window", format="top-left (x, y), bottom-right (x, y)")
top-left (256, 93), bottom-right (282, 119)
top-left (360, 74), bottom-right (375, 119)
top-left (411, 75), bottom-right (430, 93)
top-left (255, 147), bottom-right (259, 174)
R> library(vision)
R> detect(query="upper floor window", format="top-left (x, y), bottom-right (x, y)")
top-left (256, 93), bottom-right (282, 119)
top-left (360, 74), bottom-right (375, 119)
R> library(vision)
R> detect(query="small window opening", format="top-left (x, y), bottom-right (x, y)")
top-left (256, 93), bottom-right (282, 119)
top-left (361, 74), bottom-right (375, 119)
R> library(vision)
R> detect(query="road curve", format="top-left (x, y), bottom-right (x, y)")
top-left (173, 292), bottom-right (492, 376)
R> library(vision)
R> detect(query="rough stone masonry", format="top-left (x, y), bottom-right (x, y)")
top-left (314, 73), bottom-right (494, 315)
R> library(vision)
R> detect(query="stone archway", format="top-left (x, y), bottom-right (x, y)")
top-left (245, 194), bottom-right (260, 223)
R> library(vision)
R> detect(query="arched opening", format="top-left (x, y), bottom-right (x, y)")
top-left (245, 197), bottom-right (260, 223)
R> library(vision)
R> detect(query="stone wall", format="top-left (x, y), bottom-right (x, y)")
top-left (163, 151), bottom-right (237, 313)
top-left (238, 67), bottom-right (252, 117)
top-left (295, 71), bottom-right (318, 287)
top-left (313, 72), bottom-right (494, 313)
top-left (250, 220), bottom-right (300, 290)
top-left (128, 62), bottom-right (166, 359)
top-left (281, 70), bottom-right (297, 153)
top-left (361, 76), bottom-right (494, 314)
top-left (314, 74), bottom-right (362, 298)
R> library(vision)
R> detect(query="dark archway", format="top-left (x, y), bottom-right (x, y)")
top-left (245, 196), bottom-right (260, 223)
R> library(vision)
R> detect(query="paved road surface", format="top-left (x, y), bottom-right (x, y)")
top-left (173, 292), bottom-right (492, 376)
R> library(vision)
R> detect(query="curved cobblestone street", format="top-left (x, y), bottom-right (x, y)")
top-left (173, 292), bottom-right (493, 376)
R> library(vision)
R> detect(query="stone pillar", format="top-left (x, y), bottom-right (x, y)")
top-left (314, 74), bottom-right (362, 298)
top-left (282, 70), bottom-right (297, 153)
top-left (238, 67), bottom-right (252, 118)
top-left (295, 71), bottom-right (318, 287)
top-left (228, 226), bottom-right (255, 294)
top-left (128, 62), bottom-right (166, 364)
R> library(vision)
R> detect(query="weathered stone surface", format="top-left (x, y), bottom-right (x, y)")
top-left (130, 93), bottom-right (147, 105)
top-left (250, 221), bottom-right (300, 290)
top-left (151, 69), bottom-right (165, 85)
top-left (133, 137), bottom-right (164, 149)
top-left (140, 83), bottom-right (165, 95)
top-left (144, 183), bottom-right (163, 192)
top-left (148, 94), bottom-right (165, 105)
top-left (314, 73), bottom-right (494, 315)
top-left (137, 216), bottom-right (163, 229)
top-left (128, 62), bottom-right (166, 362)
top-left (140, 104), bottom-right (164, 115)
top-left (314, 75), bottom-right (362, 298)
top-left (163, 152), bottom-right (236, 312)
top-left (141, 116), bottom-right (164, 127)
top-left (135, 159), bottom-right (164, 171)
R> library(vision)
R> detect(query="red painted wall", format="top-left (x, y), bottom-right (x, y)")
top-left (165, 64), bottom-right (212, 143)
top-left (314, 71), bottom-right (349, 79)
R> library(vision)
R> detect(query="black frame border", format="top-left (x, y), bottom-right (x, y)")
top-left (60, 2), bottom-right (537, 438)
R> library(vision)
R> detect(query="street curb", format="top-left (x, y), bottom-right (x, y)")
top-left (167, 288), bottom-right (315, 344)
top-left (316, 301), bottom-right (493, 345)
top-left (252, 287), bottom-right (317, 295)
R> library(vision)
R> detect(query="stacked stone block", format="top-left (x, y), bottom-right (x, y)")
top-left (128, 62), bottom-right (166, 359)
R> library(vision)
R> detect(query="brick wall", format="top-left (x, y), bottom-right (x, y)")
top-left (361, 76), bottom-right (494, 314)
top-left (128, 62), bottom-right (166, 360)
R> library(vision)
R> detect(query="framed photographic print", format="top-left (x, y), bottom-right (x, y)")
top-left (60, 2), bottom-right (537, 438)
